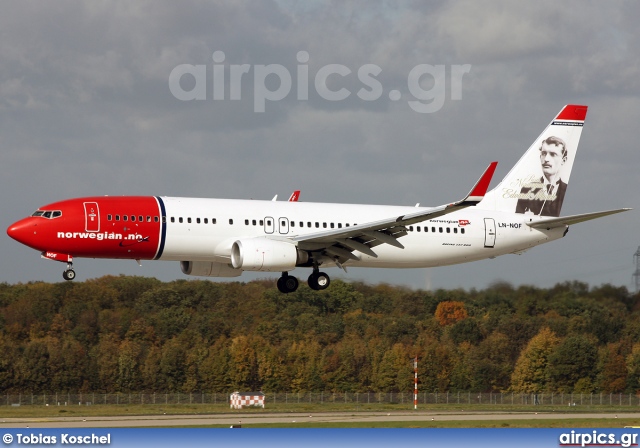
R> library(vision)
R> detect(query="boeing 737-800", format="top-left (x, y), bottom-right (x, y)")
top-left (6, 105), bottom-right (630, 292)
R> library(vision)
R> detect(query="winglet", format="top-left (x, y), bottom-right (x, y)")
top-left (288, 190), bottom-right (301, 202)
top-left (464, 162), bottom-right (498, 203)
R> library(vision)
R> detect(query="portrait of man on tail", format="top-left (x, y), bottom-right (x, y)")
top-left (515, 135), bottom-right (567, 217)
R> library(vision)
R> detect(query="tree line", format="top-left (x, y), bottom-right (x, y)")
top-left (0, 275), bottom-right (638, 394)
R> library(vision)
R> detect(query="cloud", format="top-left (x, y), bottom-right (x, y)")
top-left (1, 1), bottom-right (638, 290)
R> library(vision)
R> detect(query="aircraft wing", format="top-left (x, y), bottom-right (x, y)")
top-left (526, 208), bottom-right (632, 230)
top-left (290, 162), bottom-right (497, 263)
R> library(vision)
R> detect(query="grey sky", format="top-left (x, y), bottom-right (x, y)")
top-left (2, 1), bottom-right (637, 291)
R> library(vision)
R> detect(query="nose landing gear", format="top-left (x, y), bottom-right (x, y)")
top-left (62, 262), bottom-right (75, 281)
top-left (41, 251), bottom-right (76, 281)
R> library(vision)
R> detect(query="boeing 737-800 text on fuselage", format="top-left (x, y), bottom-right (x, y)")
top-left (7, 105), bottom-right (630, 292)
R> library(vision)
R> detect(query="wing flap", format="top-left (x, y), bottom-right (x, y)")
top-left (337, 238), bottom-right (379, 258)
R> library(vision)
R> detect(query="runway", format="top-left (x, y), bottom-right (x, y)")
top-left (0, 411), bottom-right (638, 428)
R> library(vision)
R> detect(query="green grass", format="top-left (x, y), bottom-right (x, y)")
top-left (200, 418), bottom-right (640, 428)
top-left (2, 402), bottom-right (640, 418)
top-left (0, 403), bottom-right (640, 427)
top-left (3, 403), bottom-right (640, 429)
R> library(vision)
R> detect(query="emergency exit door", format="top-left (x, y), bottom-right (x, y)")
top-left (84, 202), bottom-right (100, 232)
top-left (484, 218), bottom-right (496, 248)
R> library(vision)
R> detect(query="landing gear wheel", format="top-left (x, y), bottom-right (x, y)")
top-left (277, 273), bottom-right (299, 293)
top-left (62, 269), bottom-right (76, 281)
top-left (308, 271), bottom-right (330, 291)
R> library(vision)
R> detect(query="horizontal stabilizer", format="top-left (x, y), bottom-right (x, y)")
top-left (526, 208), bottom-right (631, 230)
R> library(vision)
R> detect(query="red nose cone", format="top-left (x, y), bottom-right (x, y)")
top-left (7, 218), bottom-right (41, 249)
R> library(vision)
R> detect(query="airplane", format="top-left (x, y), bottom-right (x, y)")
top-left (6, 105), bottom-right (630, 293)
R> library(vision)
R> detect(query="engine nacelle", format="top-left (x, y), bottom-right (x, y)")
top-left (180, 261), bottom-right (242, 277)
top-left (231, 238), bottom-right (307, 272)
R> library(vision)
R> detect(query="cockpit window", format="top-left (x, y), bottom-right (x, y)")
top-left (31, 210), bottom-right (62, 219)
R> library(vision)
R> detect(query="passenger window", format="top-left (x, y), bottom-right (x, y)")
top-left (229, 219), bottom-right (233, 225)
top-left (338, 223), bottom-right (342, 228)
top-left (439, 227), bottom-right (443, 233)
top-left (204, 218), bottom-right (208, 224)
top-left (446, 227), bottom-right (450, 233)
top-left (417, 226), bottom-right (421, 232)
top-left (123, 215), bottom-right (128, 221)
top-left (291, 221), bottom-right (295, 227)
top-left (252, 220), bottom-right (256, 225)
top-left (307, 222), bottom-right (311, 227)
top-left (212, 218), bottom-right (217, 224)
top-left (454, 228), bottom-right (458, 234)
top-left (323, 223), bottom-right (327, 228)
top-left (116, 215), bottom-right (120, 221)
top-left (197, 218), bottom-right (201, 224)
top-left (259, 220), bottom-right (263, 226)
top-left (424, 227), bottom-right (428, 232)
top-left (461, 228), bottom-right (465, 234)
top-left (432, 227), bottom-right (436, 232)
top-left (131, 216), bottom-right (135, 222)
top-left (315, 223), bottom-right (319, 228)
top-left (409, 226), bottom-right (414, 231)
top-left (245, 219), bottom-right (249, 225)
top-left (147, 216), bottom-right (151, 222)
top-left (330, 223), bottom-right (334, 228)
top-left (139, 216), bottom-right (143, 222)
top-left (171, 217), bottom-right (175, 223)
top-left (107, 214), bottom-right (112, 221)
top-left (179, 217), bottom-right (183, 223)
top-left (187, 218), bottom-right (192, 224)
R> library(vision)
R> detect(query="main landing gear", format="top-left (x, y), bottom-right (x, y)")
top-left (277, 272), bottom-right (299, 293)
top-left (277, 269), bottom-right (331, 293)
top-left (308, 271), bottom-right (330, 291)
top-left (62, 262), bottom-right (76, 281)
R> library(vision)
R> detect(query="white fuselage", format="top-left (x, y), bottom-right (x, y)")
top-left (158, 197), bottom-right (564, 269)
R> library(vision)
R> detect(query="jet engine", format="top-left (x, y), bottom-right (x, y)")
top-left (180, 260), bottom-right (242, 277)
top-left (231, 238), bottom-right (308, 272)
